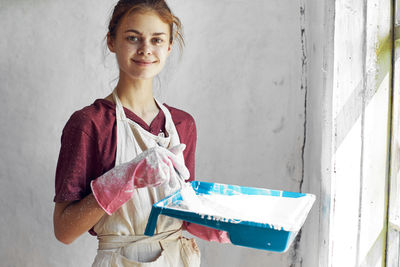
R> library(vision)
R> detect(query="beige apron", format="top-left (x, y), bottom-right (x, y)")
top-left (92, 91), bottom-right (200, 267)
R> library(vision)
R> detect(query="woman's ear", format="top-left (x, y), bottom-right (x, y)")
top-left (167, 42), bottom-right (172, 55)
top-left (107, 32), bottom-right (116, 53)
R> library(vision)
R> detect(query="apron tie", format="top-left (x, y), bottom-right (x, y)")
top-left (97, 229), bottom-right (182, 250)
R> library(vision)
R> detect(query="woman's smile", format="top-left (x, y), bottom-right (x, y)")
top-left (132, 59), bottom-right (158, 66)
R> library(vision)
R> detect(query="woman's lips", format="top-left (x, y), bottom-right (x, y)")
top-left (132, 59), bottom-right (156, 66)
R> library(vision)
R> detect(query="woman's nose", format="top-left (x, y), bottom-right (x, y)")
top-left (137, 42), bottom-right (152, 55)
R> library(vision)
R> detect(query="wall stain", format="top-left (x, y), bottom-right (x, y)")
top-left (287, 161), bottom-right (296, 179)
top-left (273, 78), bottom-right (285, 86)
top-left (273, 117), bottom-right (285, 133)
top-left (289, 230), bottom-right (304, 267)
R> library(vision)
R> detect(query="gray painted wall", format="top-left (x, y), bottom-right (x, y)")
top-left (0, 1), bottom-right (319, 266)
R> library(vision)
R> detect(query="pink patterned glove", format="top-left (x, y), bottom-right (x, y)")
top-left (91, 145), bottom-right (189, 215)
top-left (185, 222), bottom-right (231, 243)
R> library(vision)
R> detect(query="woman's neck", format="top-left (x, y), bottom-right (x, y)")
top-left (115, 75), bottom-right (158, 115)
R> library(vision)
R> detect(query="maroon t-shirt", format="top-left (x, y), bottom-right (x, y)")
top-left (54, 99), bottom-right (197, 203)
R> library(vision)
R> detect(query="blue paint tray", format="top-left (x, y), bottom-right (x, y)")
top-left (144, 181), bottom-right (315, 253)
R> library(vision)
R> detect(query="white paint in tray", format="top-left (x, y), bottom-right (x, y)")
top-left (167, 184), bottom-right (315, 231)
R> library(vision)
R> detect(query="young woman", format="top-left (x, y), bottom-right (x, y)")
top-left (53, 1), bottom-right (229, 266)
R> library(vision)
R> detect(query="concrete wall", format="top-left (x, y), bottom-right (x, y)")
top-left (0, 0), bottom-right (324, 266)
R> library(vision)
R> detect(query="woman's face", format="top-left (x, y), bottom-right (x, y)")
top-left (108, 11), bottom-right (172, 80)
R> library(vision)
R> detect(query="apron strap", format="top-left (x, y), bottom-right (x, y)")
top-left (112, 90), bottom-right (127, 121)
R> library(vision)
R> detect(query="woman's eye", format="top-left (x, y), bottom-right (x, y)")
top-left (127, 36), bottom-right (139, 42)
top-left (153, 38), bottom-right (163, 44)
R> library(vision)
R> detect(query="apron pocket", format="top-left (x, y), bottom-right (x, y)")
top-left (179, 237), bottom-right (201, 267)
top-left (110, 247), bottom-right (169, 267)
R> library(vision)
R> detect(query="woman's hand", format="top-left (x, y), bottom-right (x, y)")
top-left (133, 144), bottom-right (189, 187)
top-left (184, 222), bottom-right (231, 243)
top-left (91, 144), bottom-right (189, 215)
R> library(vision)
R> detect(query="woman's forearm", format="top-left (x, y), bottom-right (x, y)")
top-left (53, 193), bottom-right (105, 244)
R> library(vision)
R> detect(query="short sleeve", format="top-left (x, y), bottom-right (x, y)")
top-left (53, 116), bottom-right (99, 202)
